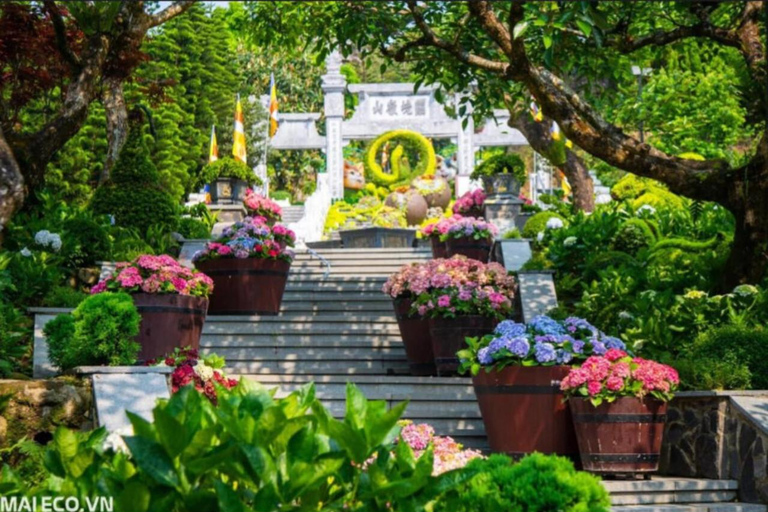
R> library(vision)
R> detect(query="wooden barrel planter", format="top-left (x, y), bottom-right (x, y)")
top-left (459, 206), bottom-right (484, 219)
top-left (392, 297), bottom-right (435, 376)
top-left (430, 237), bottom-right (448, 259)
top-left (196, 258), bottom-right (291, 315)
top-left (445, 236), bottom-right (493, 262)
top-left (569, 397), bottom-right (667, 475)
top-left (132, 293), bottom-right (208, 362)
top-left (428, 316), bottom-right (497, 376)
top-left (472, 365), bottom-right (579, 461)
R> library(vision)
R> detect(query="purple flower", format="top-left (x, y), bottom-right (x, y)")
top-left (488, 337), bottom-right (508, 356)
top-left (495, 320), bottom-right (526, 338)
top-left (506, 336), bottom-right (530, 358)
top-left (478, 347), bottom-right (493, 365)
top-left (555, 349), bottom-right (573, 365)
top-left (591, 339), bottom-right (607, 355)
top-left (458, 289), bottom-right (473, 301)
top-left (529, 316), bottom-right (566, 335)
top-left (572, 339), bottom-right (586, 354)
top-left (603, 336), bottom-right (626, 350)
top-left (534, 342), bottom-right (557, 363)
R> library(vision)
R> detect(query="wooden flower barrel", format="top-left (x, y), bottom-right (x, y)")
top-left (428, 315), bottom-right (497, 376)
top-left (392, 296), bottom-right (435, 376)
top-left (196, 258), bottom-right (291, 315)
top-left (132, 293), bottom-right (208, 362)
top-left (459, 206), bottom-right (484, 219)
top-left (569, 397), bottom-right (668, 474)
top-left (430, 237), bottom-right (448, 259)
top-left (445, 236), bottom-right (493, 262)
top-left (472, 365), bottom-right (579, 461)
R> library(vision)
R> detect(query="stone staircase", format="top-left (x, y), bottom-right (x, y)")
top-left (200, 246), bottom-right (486, 448)
top-left (591, 170), bottom-right (613, 205)
top-left (606, 477), bottom-right (765, 511)
top-left (282, 205), bottom-right (306, 224)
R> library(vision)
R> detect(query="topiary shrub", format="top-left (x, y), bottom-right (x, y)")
top-left (91, 124), bottom-right (179, 236)
top-left (611, 219), bottom-right (657, 254)
top-left (198, 157), bottom-right (261, 188)
top-left (470, 153), bottom-right (526, 183)
top-left (522, 211), bottom-right (566, 239)
top-left (60, 217), bottom-right (112, 268)
top-left (611, 174), bottom-right (657, 201)
top-left (44, 292), bottom-right (141, 371)
top-left (632, 189), bottom-right (684, 211)
top-left (675, 352), bottom-right (752, 391)
top-left (684, 325), bottom-right (768, 389)
top-left (364, 129), bottom-right (436, 187)
top-left (611, 174), bottom-right (684, 210)
top-left (177, 217), bottom-right (211, 239)
top-left (433, 453), bottom-right (610, 512)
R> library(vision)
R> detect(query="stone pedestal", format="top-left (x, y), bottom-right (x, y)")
top-left (207, 204), bottom-right (246, 224)
top-left (493, 239), bottom-right (533, 272)
top-left (484, 196), bottom-right (524, 235)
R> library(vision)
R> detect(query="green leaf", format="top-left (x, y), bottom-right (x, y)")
top-left (513, 21), bottom-right (529, 39)
top-left (543, 34), bottom-right (553, 49)
top-left (117, 481), bottom-right (151, 512)
top-left (576, 20), bottom-right (592, 37)
top-left (366, 401), bottom-right (408, 448)
top-left (345, 382), bottom-right (368, 430)
top-left (215, 480), bottom-right (248, 512)
top-left (123, 437), bottom-right (180, 488)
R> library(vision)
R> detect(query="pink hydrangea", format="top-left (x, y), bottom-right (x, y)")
top-left (399, 421), bottom-right (483, 475)
top-left (587, 381), bottom-right (602, 396)
top-left (243, 190), bottom-right (282, 218)
top-left (91, 254), bottom-right (213, 298)
top-left (192, 217), bottom-right (295, 264)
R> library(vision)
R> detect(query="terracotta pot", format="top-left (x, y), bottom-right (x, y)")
top-left (428, 316), bottom-right (497, 376)
top-left (569, 397), bottom-right (667, 474)
top-left (445, 236), bottom-right (493, 262)
top-left (430, 237), bottom-right (448, 259)
top-left (472, 366), bottom-right (579, 461)
top-left (196, 258), bottom-right (291, 315)
top-left (132, 293), bottom-right (208, 362)
top-left (392, 297), bottom-right (435, 376)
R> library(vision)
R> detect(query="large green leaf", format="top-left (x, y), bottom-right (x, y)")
top-left (123, 437), bottom-right (180, 488)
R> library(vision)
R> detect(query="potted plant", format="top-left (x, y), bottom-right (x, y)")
top-left (458, 315), bottom-right (627, 460)
top-left (561, 350), bottom-right (678, 474)
top-left (453, 189), bottom-right (486, 219)
top-left (441, 216), bottom-right (498, 262)
top-left (90, 255), bottom-right (214, 361)
top-left (412, 257), bottom-right (515, 375)
top-left (193, 216), bottom-right (295, 315)
top-left (244, 189), bottom-right (283, 225)
top-left (420, 216), bottom-right (460, 259)
top-left (201, 158), bottom-right (261, 205)
top-left (383, 262), bottom-right (437, 376)
top-left (470, 153), bottom-right (527, 197)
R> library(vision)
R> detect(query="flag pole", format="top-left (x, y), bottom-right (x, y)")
top-left (262, 96), bottom-right (270, 197)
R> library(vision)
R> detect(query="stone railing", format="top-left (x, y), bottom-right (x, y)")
top-left (660, 391), bottom-right (768, 503)
top-left (290, 173), bottom-right (331, 245)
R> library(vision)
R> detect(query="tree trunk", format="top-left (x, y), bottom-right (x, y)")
top-left (510, 113), bottom-right (594, 212)
top-left (0, 125), bottom-right (26, 240)
top-left (101, 76), bottom-right (128, 184)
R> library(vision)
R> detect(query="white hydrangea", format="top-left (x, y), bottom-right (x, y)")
top-left (563, 236), bottom-right (577, 247)
top-left (545, 217), bottom-right (564, 230)
top-left (536, 231), bottom-right (545, 242)
top-left (194, 361), bottom-right (214, 381)
top-left (102, 428), bottom-right (131, 455)
top-left (618, 311), bottom-right (634, 320)
top-left (636, 204), bottom-right (656, 215)
top-left (733, 284), bottom-right (759, 297)
top-left (33, 230), bottom-right (62, 252)
top-left (20, 247), bottom-right (31, 257)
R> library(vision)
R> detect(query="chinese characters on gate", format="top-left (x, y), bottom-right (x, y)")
top-left (370, 96), bottom-right (429, 119)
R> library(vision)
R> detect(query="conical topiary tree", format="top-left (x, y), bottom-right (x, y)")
top-left (91, 111), bottom-right (179, 235)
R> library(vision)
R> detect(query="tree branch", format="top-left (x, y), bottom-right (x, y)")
top-left (147, 1), bottom-right (196, 29)
top-left (43, 0), bottom-right (81, 71)
top-left (612, 23), bottom-right (740, 53)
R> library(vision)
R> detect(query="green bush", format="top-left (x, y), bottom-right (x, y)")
top-left (61, 217), bottom-right (112, 268)
top-left (176, 217), bottom-right (210, 239)
top-left (675, 352), bottom-right (752, 391)
top-left (612, 219), bottom-right (656, 254)
top-left (0, 303), bottom-right (29, 378)
top-left (522, 211), bottom-right (565, 239)
top-left (611, 174), bottom-right (658, 201)
top-left (198, 157), bottom-right (261, 187)
top-left (91, 125), bottom-right (179, 236)
top-left (271, 190), bottom-right (291, 201)
top-left (433, 453), bottom-right (610, 512)
top-left (44, 292), bottom-right (141, 371)
top-left (632, 189), bottom-right (684, 211)
top-left (685, 325), bottom-right (768, 389)
top-left (41, 286), bottom-right (88, 308)
top-left (470, 153), bottom-right (526, 183)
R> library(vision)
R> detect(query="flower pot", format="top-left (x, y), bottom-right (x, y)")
top-left (210, 178), bottom-right (248, 205)
top-left (569, 397), bottom-right (668, 474)
top-left (458, 206), bottom-right (484, 219)
top-left (428, 316), bottom-right (498, 376)
top-left (481, 174), bottom-right (521, 197)
top-left (132, 293), bottom-right (208, 362)
top-left (445, 236), bottom-right (493, 262)
top-left (430, 237), bottom-right (448, 259)
top-left (196, 258), bottom-right (291, 315)
top-left (339, 227), bottom-right (417, 248)
top-left (393, 297), bottom-right (435, 376)
top-left (472, 365), bottom-right (579, 461)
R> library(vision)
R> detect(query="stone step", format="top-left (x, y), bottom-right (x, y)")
top-left (225, 360), bottom-right (411, 375)
top-left (206, 313), bottom-right (397, 323)
top-left (212, 346), bottom-right (407, 360)
top-left (611, 504), bottom-right (765, 512)
top-left (604, 478), bottom-right (749, 508)
top-left (202, 333), bottom-right (404, 345)
top-left (203, 324), bottom-right (401, 335)
top-left (259, 302), bottom-right (393, 313)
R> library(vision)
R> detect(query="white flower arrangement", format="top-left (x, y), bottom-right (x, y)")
top-left (34, 230), bottom-right (62, 252)
top-left (545, 217), bottom-right (564, 230)
top-left (194, 361), bottom-right (214, 381)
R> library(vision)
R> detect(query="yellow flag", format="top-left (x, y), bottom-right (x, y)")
top-left (232, 95), bottom-right (247, 163)
top-left (209, 125), bottom-right (218, 163)
top-left (561, 172), bottom-right (572, 196)
top-left (269, 73), bottom-right (279, 138)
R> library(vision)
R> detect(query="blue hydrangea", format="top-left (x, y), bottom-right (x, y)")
top-left (603, 336), bottom-right (626, 350)
top-left (564, 316), bottom-right (599, 335)
top-left (478, 347), bottom-right (493, 365)
top-left (571, 338), bottom-right (586, 354)
top-left (495, 320), bottom-right (527, 338)
top-left (555, 349), bottom-right (573, 365)
top-left (529, 315), bottom-right (566, 335)
top-left (591, 339), bottom-right (607, 355)
top-left (488, 336), bottom-right (508, 356)
top-left (534, 342), bottom-right (557, 363)
top-left (507, 336), bottom-right (531, 358)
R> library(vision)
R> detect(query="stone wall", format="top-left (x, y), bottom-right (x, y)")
top-left (0, 378), bottom-right (93, 448)
top-left (660, 391), bottom-right (768, 503)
